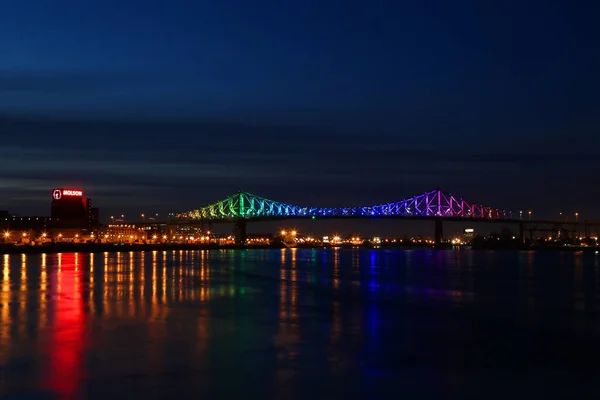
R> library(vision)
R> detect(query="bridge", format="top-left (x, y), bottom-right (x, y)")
top-left (179, 188), bottom-right (515, 221)
top-left (176, 188), bottom-right (523, 245)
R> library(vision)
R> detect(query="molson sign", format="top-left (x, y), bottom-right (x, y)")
top-left (52, 189), bottom-right (84, 200)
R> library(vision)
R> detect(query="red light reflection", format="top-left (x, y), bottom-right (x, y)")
top-left (43, 253), bottom-right (85, 398)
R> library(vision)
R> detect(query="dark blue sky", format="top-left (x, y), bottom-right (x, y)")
top-left (0, 0), bottom-right (599, 224)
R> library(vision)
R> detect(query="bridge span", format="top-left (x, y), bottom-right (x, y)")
top-left (175, 189), bottom-right (518, 246)
top-left (138, 189), bottom-right (599, 246)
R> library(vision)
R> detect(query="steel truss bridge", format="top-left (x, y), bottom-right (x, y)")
top-left (173, 189), bottom-right (523, 245)
top-left (152, 188), bottom-right (600, 245)
top-left (178, 189), bottom-right (516, 222)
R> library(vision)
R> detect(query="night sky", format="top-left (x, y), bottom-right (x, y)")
top-left (1, 0), bottom-right (599, 226)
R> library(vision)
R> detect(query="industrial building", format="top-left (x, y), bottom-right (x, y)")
top-left (0, 188), bottom-right (101, 243)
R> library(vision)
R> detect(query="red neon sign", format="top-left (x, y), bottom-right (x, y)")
top-left (62, 189), bottom-right (83, 196)
top-left (53, 189), bottom-right (84, 199)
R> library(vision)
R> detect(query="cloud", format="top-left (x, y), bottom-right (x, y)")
top-left (0, 114), bottom-right (598, 218)
top-left (0, 69), bottom-right (145, 94)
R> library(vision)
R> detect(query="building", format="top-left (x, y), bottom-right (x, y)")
top-left (0, 215), bottom-right (50, 230)
top-left (51, 188), bottom-right (87, 219)
top-left (463, 228), bottom-right (475, 240)
top-left (0, 187), bottom-right (102, 242)
top-left (90, 207), bottom-right (100, 226)
top-left (101, 224), bottom-right (147, 243)
top-left (0, 216), bottom-right (51, 244)
top-left (50, 188), bottom-right (98, 229)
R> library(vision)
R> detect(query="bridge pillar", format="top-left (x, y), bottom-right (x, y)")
top-left (434, 218), bottom-right (443, 249)
top-left (166, 221), bottom-right (177, 239)
top-left (234, 219), bottom-right (247, 245)
top-left (201, 220), bottom-right (214, 233)
top-left (519, 222), bottom-right (526, 244)
top-left (584, 220), bottom-right (590, 239)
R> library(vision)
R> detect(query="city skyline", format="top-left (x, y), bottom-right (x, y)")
top-left (0, 185), bottom-right (592, 239)
top-left (0, 183), bottom-right (587, 222)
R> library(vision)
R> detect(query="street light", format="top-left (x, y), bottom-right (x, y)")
top-left (575, 212), bottom-right (579, 222)
top-left (528, 211), bottom-right (532, 220)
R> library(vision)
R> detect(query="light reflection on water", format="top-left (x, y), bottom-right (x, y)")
top-left (0, 249), bottom-right (600, 398)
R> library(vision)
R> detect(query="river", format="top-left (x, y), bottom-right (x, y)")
top-left (1, 249), bottom-right (599, 398)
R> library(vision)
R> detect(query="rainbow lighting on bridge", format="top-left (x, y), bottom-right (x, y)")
top-left (178, 189), bottom-right (515, 221)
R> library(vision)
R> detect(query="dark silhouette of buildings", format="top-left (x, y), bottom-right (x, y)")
top-left (0, 188), bottom-right (100, 234)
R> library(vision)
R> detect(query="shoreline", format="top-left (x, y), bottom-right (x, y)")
top-left (0, 242), bottom-right (598, 255)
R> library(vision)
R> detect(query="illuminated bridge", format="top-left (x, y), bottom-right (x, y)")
top-left (177, 189), bottom-right (519, 245)
top-left (179, 189), bottom-right (515, 221)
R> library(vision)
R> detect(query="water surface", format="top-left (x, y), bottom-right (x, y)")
top-left (1, 249), bottom-right (600, 399)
